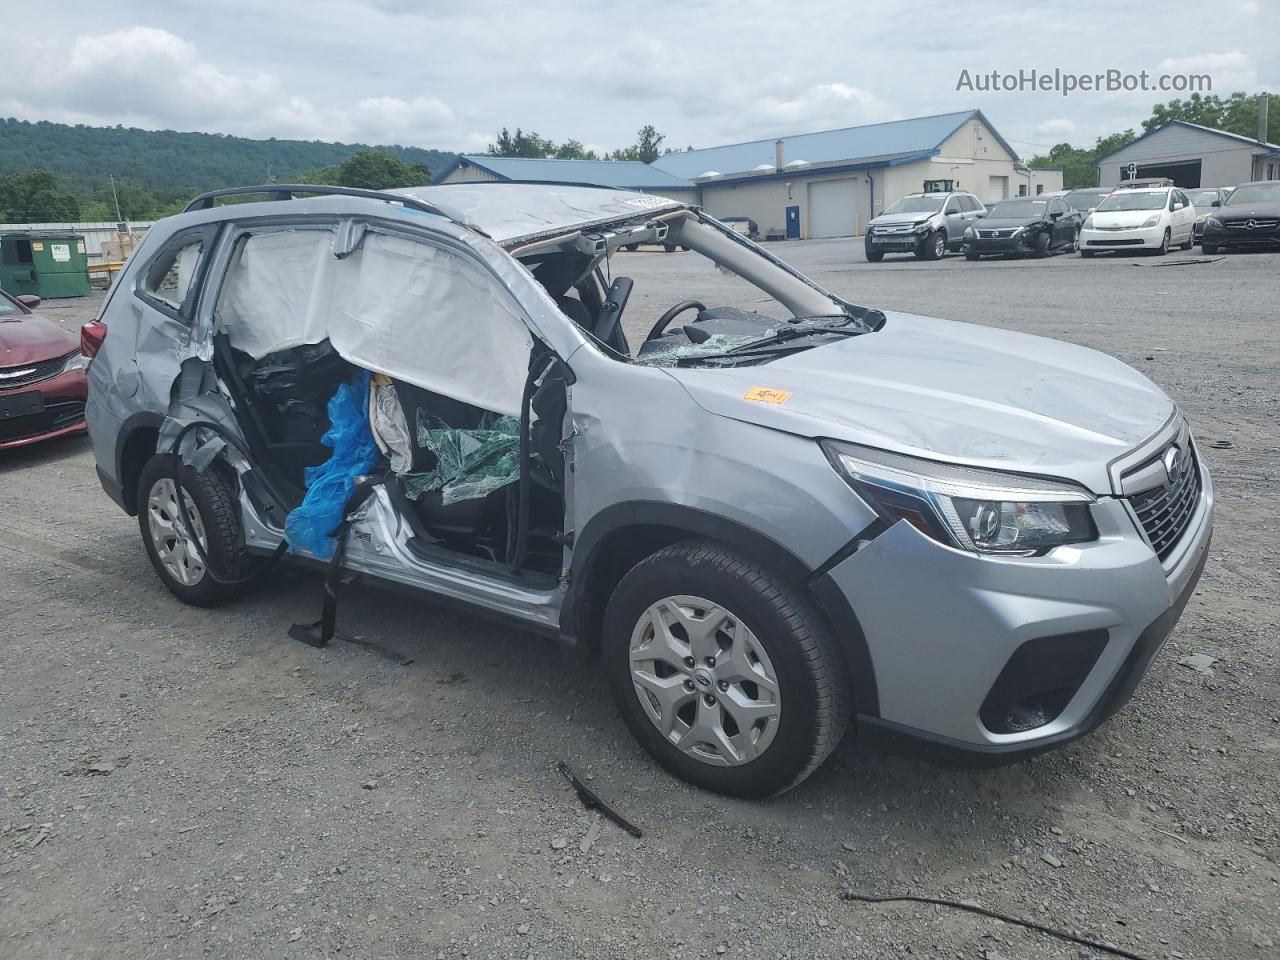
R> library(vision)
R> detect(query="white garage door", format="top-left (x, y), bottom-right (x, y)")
top-left (808, 179), bottom-right (859, 238)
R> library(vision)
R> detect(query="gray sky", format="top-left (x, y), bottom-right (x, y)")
top-left (4, 0), bottom-right (1276, 160)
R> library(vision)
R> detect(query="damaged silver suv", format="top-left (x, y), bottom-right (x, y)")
top-left (84, 182), bottom-right (1213, 797)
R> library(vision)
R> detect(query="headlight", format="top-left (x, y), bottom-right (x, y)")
top-left (1141, 215), bottom-right (1161, 228)
top-left (963, 226), bottom-right (974, 238)
top-left (1082, 215), bottom-right (1094, 229)
top-left (1205, 217), bottom-right (1222, 228)
top-left (60, 350), bottom-right (90, 373)
top-left (823, 441), bottom-right (1097, 556)
top-left (914, 220), bottom-right (932, 233)
top-left (1010, 226), bottom-right (1025, 237)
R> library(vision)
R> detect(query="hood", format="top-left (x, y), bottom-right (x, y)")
top-left (664, 312), bottom-right (1174, 495)
top-left (1089, 208), bottom-right (1165, 228)
top-left (0, 310), bottom-right (78, 368)
top-left (974, 216), bottom-right (1044, 229)
top-left (871, 211), bottom-right (937, 226)
top-left (1218, 200), bottom-right (1280, 220)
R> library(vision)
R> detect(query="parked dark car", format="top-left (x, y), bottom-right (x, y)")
top-left (718, 216), bottom-right (759, 240)
top-left (1186, 187), bottom-right (1231, 244)
top-left (0, 288), bottom-right (90, 450)
top-left (1200, 181), bottom-right (1280, 254)
top-left (962, 197), bottom-right (1081, 259)
top-left (1061, 187), bottom-right (1113, 215)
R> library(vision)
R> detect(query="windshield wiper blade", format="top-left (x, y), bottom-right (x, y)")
top-left (726, 324), bottom-right (863, 354)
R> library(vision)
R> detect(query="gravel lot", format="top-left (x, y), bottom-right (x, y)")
top-left (2, 240), bottom-right (1277, 960)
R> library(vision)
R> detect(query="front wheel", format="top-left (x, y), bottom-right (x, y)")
top-left (864, 238), bottom-right (884, 262)
top-left (1202, 242), bottom-right (1219, 255)
top-left (137, 455), bottom-right (251, 606)
top-left (1080, 249), bottom-right (1096, 258)
top-left (964, 248), bottom-right (980, 261)
top-left (1154, 229), bottom-right (1170, 256)
top-left (1031, 232), bottom-right (1051, 258)
top-left (917, 230), bottom-right (946, 260)
top-left (603, 541), bottom-right (851, 798)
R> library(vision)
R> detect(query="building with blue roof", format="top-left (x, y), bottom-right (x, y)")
top-left (656, 109), bottom-right (1057, 240)
top-left (1093, 119), bottom-right (1280, 190)
top-left (433, 155), bottom-right (700, 204)
top-left (434, 110), bottom-right (1062, 240)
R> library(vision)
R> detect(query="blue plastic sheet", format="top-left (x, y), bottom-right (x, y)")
top-left (284, 370), bottom-right (381, 558)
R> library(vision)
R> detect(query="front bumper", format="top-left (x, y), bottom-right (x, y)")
top-left (963, 231), bottom-right (1033, 255)
top-left (1082, 224), bottom-right (1165, 249)
top-left (867, 229), bottom-right (928, 251)
top-left (0, 368), bottom-right (88, 450)
top-left (1201, 222), bottom-right (1280, 247)
top-left (826, 454), bottom-right (1213, 758)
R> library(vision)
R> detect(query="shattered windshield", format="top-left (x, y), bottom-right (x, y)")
top-left (519, 210), bottom-right (879, 370)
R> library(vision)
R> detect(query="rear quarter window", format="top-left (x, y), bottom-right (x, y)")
top-left (137, 228), bottom-right (215, 321)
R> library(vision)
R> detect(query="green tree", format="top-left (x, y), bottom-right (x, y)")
top-left (611, 125), bottom-right (665, 163)
top-left (487, 128), bottom-right (556, 158)
top-left (1028, 129), bottom-right (1137, 188)
top-left (302, 149), bottom-right (430, 189)
top-left (553, 139), bottom-right (598, 160)
top-left (1142, 91), bottom-right (1278, 142)
top-left (0, 169), bottom-right (79, 222)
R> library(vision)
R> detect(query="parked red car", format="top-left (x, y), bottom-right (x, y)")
top-left (0, 288), bottom-right (89, 449)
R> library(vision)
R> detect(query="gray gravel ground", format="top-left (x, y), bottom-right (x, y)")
top-left (2, 240), bottom-right (1277, 960)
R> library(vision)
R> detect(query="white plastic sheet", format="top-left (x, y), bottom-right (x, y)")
top-left (216, 228), bottom-right (534, 417)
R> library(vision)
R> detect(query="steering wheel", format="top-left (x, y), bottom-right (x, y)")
top-left (645, 300), bottom-right (707, 342)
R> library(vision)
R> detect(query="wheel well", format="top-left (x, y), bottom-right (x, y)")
top-left (119, 427), bottom-right (160, 515)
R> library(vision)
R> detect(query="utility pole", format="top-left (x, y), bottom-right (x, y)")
top-left (109, 174), bottom-right (123, 222)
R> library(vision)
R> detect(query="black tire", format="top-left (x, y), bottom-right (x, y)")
top-left (1202, 243), bottom-right (1218, 255)
top-left (918, 229), bottom-right (946, 260)
top-left (1031, 232), bottom-right (1051, 258)
top-left (137, 455), bottom-right (250, 607)
top-left (1081, 249), bottom-right (1096, 258)
top-left (1180, 232), bottom-right (1193, 251)
top-left (864, 238), bottom-right (884, 262)
top-left (603, 541), bottom-right (851, 798)
top-left (1154, 229), bottom-right (1170, 256)
top-left (964, 248), bottom-right (980, 261)
top-left (623, 243), bottom-right (639, 252)
top-left (663, 243), bottom-right (677, 253)
top-left (1070, 228), bottom-right (1080, 253)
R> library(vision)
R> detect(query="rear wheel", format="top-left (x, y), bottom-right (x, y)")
top-left (138, 455), bottom-right (250, 606)
top-left (1179, 231), bottom-right (1193, 251)
top-left (1070, 228), bottom-right (1080, 252)
top-left (603, 541), bottom-right (851, 798)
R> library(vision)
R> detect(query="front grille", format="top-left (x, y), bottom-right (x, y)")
top-left (1224, 218), bottom-right (1280, 230)
top-left (1129, 444), bottom-right (1201, 561)
top-left (0, 399), bottom-right (85, 444)
top-left (1088, 238), bottom-right (1144, 246)
top-left (0, 351), bottom-right (75, 389)
top-left (979, 229), bottom-right (1014, 239)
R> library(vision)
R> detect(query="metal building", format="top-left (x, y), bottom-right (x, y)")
top-left (432, 156), bottom-right (700, 205)
top-left (651, 110), bottom-right (1059, 240)
top-left (1095, 120), bottom-right (1280, 189)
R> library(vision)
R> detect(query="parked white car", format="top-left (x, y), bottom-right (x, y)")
top-left (1079, 187), bottom-right (1196, 257)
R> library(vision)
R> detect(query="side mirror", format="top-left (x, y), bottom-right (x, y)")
top-left (1049, 211), bottom-right (1062, 219)
top-left (975, 210), bottom-right (987, 218)
top-left (1211, 199), bottom-right (1221, 207)
top-left (16, 294), bottom-right (41, 309)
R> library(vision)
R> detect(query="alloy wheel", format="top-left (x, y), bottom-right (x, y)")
top-left (146, 477), bottom-right (208, 586)
top-left (933, 233), bottom-right (946, 258)
top-left (628, 595), bottom-right (781, 767)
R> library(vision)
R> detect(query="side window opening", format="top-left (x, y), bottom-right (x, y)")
top-left (141, 234), bottom-right (206, 316)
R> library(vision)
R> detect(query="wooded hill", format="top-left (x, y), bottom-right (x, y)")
top-left (0, 118), bottom-right (454, 197)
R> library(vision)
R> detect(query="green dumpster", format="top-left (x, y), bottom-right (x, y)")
top-left (0, 233), bottom-right (92, 299)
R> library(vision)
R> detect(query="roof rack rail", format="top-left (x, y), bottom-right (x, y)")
top-left (183, 183), bottom-right (449, 217)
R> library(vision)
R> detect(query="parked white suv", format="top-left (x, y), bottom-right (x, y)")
top-left (865, 191), bottom-right (985, 262)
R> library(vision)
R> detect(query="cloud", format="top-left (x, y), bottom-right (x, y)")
top-left (1037, 118), bottom-right (1076, 135)
top-left (0, 25), bottom-right (476, 148)
top-left (1154, 51), bottom-right (1257, 93)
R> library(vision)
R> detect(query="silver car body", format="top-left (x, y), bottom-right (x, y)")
top-left (866, 191), bottom-right (984, 254)
top-left (87, 183), bottom-right (1212, 759)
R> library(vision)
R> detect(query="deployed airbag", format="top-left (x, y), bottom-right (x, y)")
top-left (284, 370), bottom-right (382, 558)
top-left (217, 228), bottom-right (534, 417)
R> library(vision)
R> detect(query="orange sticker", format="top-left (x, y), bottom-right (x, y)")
top-left (743, 386), bottom-right (792, 405)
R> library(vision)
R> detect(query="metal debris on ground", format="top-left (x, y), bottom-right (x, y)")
top-left (1132, 256), bottom-right (1223, 267)
top-left (1208, 439), bottom-right (1234, 449)
top-left (557, 761), bottom-right (642, 838)
top-left (1177, 653), bottom-right (1218, 675)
